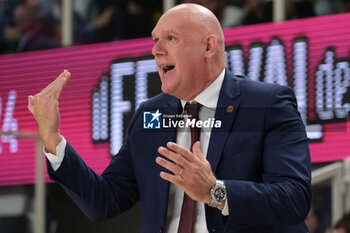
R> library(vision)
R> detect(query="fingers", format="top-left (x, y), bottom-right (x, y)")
top-left (159, 171), bottom-right (182, 186)
top-left (156, 156), bottom-right (183, 176)
top-left (52, 70), bottom-right (71, 99)
top-left (192, 141), bottom-right (204, 160)
top-left (56, 70), bottom-right (71, 93)
top-left (28, 70), bottom-right (71, 113)
top-left (26, 71), bottom-right (69, 153)
top-left (41, 70), bottom-right (71, 99)
top-left (156, 141), bottom-right (205, 174)
top-left (166, 142), bottom-right (197, 163)
top-left (157, 145), bottom-right (192, 168)
top-left (156, 141), bottom-right (216, 203)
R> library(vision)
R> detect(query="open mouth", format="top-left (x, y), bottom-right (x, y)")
top-left (161, 64), bottom-right (175, 73)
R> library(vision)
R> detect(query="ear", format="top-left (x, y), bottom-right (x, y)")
top-left (204, 34), bottom-right (218, 58)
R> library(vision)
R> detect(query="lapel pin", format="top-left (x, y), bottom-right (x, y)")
top-left (227, 105), bottom-right (234, 113)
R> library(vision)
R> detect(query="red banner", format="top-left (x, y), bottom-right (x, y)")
top-left (1, 13), bottom-right (350, 186)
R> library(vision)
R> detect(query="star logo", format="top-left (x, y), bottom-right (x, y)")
top-left (143, 109), bottom-right (162, 129)
top-left (151, 109), bottom-right (162, 122)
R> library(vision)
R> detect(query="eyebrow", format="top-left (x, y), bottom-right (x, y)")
top-left (151, 29), bottom-right (179, 39)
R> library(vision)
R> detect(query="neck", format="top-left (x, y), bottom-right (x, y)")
top-left (180, 68), bottom-right (223, 101)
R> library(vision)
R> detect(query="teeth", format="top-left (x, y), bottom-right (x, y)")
top-left (161, 65), bottom-right (175, 74)
top-left (161, 64), bottom-right (175, 69)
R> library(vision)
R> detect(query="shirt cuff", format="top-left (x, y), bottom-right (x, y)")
top-left (221, 198), bottom-right (229, 216)
top-left (43, 137), bottom-right (67, 171)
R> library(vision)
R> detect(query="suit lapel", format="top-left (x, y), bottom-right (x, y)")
top-left (206, 71), bottom-right (241, 172)
top-left (155, 97), bottom-right (182, 225)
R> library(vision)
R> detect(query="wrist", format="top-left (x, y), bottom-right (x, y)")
top-left (205, 193), bottom-right (212, 205)
top-left (43, 133), bottom-right (62, 154)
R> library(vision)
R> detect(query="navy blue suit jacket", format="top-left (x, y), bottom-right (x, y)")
top-left (48, 70), bottom-right (311, 233)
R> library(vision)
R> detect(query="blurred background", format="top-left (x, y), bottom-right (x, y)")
top-left (1, 0), bottom-right (350, 233)
top-left (1, 0), bottom-right (350, 54)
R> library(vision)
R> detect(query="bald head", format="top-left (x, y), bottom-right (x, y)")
top-left (163, 3), bottom-right (225, 52)
top-left (151, 3), bottom-right (226, 100)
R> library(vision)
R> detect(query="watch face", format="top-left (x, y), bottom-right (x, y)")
top-left (214, 187), bottom-right (226, 202)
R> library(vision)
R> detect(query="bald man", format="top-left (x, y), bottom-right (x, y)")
top-left (28, 3), bottom-right (311, 233)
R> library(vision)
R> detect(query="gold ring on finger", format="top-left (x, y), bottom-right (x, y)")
top-left (178, 168), bottom-right (184, 176)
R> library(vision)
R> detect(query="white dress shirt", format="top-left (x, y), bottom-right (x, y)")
top-left (45, 69), bottom-right (228, 233)
top-left (164, 69), bottom-right (228, 233)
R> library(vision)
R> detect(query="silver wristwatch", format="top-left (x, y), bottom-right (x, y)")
top-left (209, 180), bottom-right (227, 208)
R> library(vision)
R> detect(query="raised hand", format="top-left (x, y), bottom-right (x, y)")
top-left (28, 70), bottom-right (71, 154)
top-left (156, 141), bottom-right (217, 204)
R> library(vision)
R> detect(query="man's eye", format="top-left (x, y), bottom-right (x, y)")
top-left (167, 35), bottom-right (175, 41)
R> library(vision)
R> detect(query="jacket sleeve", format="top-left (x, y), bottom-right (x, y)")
top-left (224, 85), bottom-right (311, 228)
top-left (47, 104), bottom-right (144, 221)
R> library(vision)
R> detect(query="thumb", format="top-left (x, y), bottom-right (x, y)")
top-left (28, 95), bottom-right (34, 114)
top-left (192, 141), bottom-right (202, 158)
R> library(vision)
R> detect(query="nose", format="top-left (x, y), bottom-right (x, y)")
top-left (152, 40), bottom-right (166, 57)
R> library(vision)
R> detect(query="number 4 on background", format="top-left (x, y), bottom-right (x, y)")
top-left (0, 90), bottom-right (18, 154)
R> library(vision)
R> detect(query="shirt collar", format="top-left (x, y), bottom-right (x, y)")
top-left (180, 69), bottom-right (225, 109)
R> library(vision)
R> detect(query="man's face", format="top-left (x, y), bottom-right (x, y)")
top-left (151, 11), bottom-right (206, 100)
